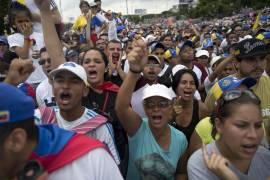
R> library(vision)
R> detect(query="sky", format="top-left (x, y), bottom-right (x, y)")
top-left (55, 0), bottom-right (179, 22)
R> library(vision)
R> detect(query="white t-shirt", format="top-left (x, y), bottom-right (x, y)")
top-left (131, 84), bottom-right (149, 119)
top-left (7, 32), bottom-right (46, 84)
top-left (13, 0), bottom-right (57, 33)
top-left (55, 107), bottom-right (121, 165)
top-left (107, 19), bottom-right (118, 41)
top-left (36, 78), bottom-right (55, 107)
top-left (49, 148), bottom-right (123, 180)
top-left (192, 65), bottom-right (202, 86)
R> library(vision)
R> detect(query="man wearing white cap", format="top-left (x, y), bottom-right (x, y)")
top-left (36, 62), bottom-right (121, 167)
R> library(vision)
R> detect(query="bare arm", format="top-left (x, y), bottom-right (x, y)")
top-left (175, 150), bottom-right (188, 180)
top-left (86, 11), bottom-right (94, 47)
top-left (35, 0), bottom-right (65, 69)
top-left (188, 131), bottom-right (203, 156)
top-left (13, 23), bottom-right (33, 59)
top-left (115, 39), bottom-right (148, 136)
top-left (115, 71), bottom-right (142, 136)
top-left (208, 55), bottom-right (234, 82)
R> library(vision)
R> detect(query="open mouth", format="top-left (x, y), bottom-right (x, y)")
top-left (241, 144), bottom-right (258, 154)
top-left (59, 92), bottom-right (72, 105)
top-left (112, 53), bottom-right (120, 64)
top-left (151, 115), bottom-right (162, 124)
top-left (47, 69), bottom-right (52, 74)
top-left (183, 91), bottom-right (193, 97)
top-left (88, 70), bottom-right (98, 78)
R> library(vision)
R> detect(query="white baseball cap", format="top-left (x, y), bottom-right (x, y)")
top-left (195, 50), bottom-right (209, 58)
top-left (210, 55), bottom-right (223, 68)
top-left (172, 64), bottom-right (188, 76)
top-left (142, 84), bottom-right (175, 101)
top-left (49, 62), bottom-right (89, 87)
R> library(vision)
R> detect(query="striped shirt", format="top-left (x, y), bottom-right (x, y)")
top-left (35, 107), bottom-right (120, 165)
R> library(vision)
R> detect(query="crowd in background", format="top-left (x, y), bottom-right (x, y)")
top-left (0, 0), bottom-right (270, 179)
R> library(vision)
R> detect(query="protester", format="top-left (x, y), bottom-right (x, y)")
top-left (0, 59), bottom-right (123, 180)
top-left (115, 39), bottom-right (187, 179)
top-left (36, 61), bottom-right (120, 165)
top-left (188, 90), bottom-right (270, 180)
top-left (8, 2), bottom-right (46, 89)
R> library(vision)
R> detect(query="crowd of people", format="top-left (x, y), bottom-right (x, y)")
top-left (0, 0), bottom-right (270, 179)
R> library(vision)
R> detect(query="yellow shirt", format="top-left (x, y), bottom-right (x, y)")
top-left (72, 15), bottom-right (87, 31)
top-left (195, 117), bottom-right (218, 144)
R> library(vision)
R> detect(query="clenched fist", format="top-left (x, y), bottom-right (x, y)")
top-left (127, 39), bottom-right (148, 73)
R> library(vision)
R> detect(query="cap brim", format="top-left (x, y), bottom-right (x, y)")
top-left (241, 77), bottom-right (257, 88)
top-left (49, 68), bottom-right (89, 87)
top-left (148, 55), bottom-right (161, 64)
top-left (237, 50), bottom-right (268, 59)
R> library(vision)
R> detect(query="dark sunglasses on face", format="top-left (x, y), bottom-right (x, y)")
top-left (144, 100), bottom-right (171, 109)
top-left (38, 58), bottom-right (51, 65)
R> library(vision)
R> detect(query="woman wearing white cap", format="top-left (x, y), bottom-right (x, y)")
top-left (116, 39), bottom-right (187, 180)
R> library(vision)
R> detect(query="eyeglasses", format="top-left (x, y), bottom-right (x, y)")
top-left (216, 90), bottom-right (260, 117)
top-left (38, 58), bottom-right (51, 65)
top-left (144, 100), bottom-right (171, 109)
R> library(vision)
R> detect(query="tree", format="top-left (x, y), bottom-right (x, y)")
top-left (0, 0), bottom-right (11, 35)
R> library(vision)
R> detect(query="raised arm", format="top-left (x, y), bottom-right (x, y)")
top-left (115, 39), bottom-right (148, 136)
top-left (208, 55), bottom-right (235, 82)
top-left (34, 0), bottom-right (65, 69)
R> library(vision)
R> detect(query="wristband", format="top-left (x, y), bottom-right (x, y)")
top-left (129, 68), bottom-right (142, 74)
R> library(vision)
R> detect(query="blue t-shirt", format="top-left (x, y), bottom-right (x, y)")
top-left (127, 118), bottom-right (187, 180)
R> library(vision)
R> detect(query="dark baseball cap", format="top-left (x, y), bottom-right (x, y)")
top-left (234, 38), bottom-right (268, 59)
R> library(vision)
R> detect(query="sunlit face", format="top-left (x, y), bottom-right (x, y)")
top-left (143, 59), bottom-right (161, 83)
top-left (216, 103), bottom-right (263, 160)
top-left (106, 42), bottom-right (122, 64)
top-left (82, 50), bottom-right (106, 87)
top-left (238, 55), bottom-right (266, 81)
top-left (176, 73), bottom-right (196, 101)
top-left (144, 96), bottom-right (172, 129)
top-left (40, 51), bottom-right (52, 77)
top-left (53, 71), bottom-right (88, 112)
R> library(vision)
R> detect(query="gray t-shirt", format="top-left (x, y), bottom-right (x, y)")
top-left (187, 142), bottom-right (270, 180)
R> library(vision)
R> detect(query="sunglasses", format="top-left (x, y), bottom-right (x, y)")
top-left (216, 90), bottom-right (259, 118)
top-left (144, 100), bottom-right (171, 109)
top-left (38, 58), bottom-right (51, 65)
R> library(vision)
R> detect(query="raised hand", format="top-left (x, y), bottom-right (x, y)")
top-left (127, 39), bottom-right (148, 73)
top-left (173, 96), bottom-right (183, 115)
top-left (18, 23), bottom-right (33, 38)
top-left (108, 53), bottom-right (116, 75)
top-left (34, 0), bottom-right (51, 11)
top-left (4, 59), bottom-right (34, 86)
top-left (202, 144), bottom-right (239, 180)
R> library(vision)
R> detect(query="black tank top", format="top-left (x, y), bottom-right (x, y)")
top-left (171, 99), bottom-right (200, 143)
